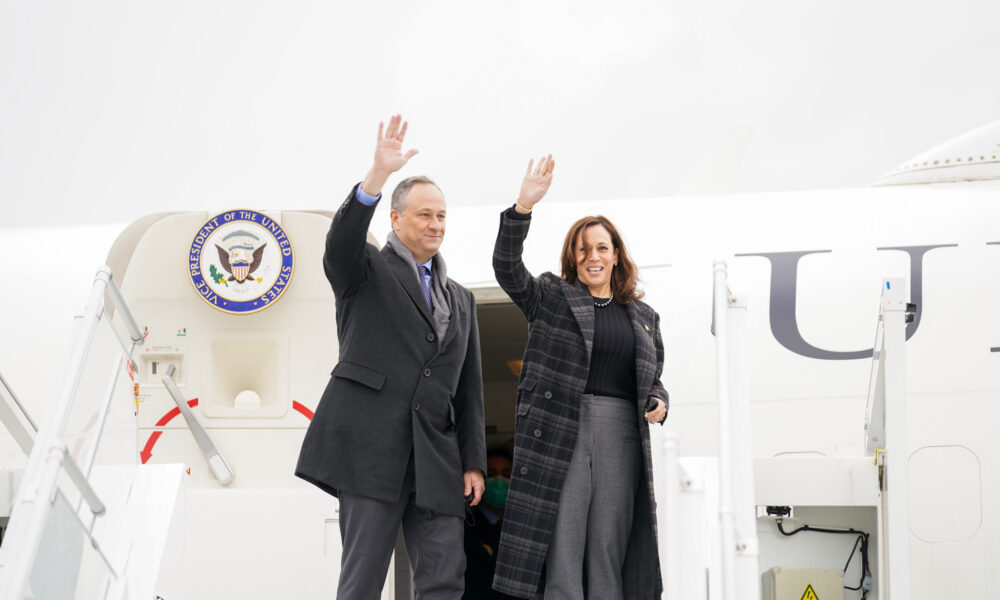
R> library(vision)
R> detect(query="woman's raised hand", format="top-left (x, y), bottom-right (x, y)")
top-left (515, 154), bottom-right (555, 213)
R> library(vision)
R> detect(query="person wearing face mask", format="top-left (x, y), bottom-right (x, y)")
top-left (491, 156), bottom-right (668, 600)
top-left (463, 448), bottom-right (519, 600)
top-left (481, 450), bottom-right (513, 517)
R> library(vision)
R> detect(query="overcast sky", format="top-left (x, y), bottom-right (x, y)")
top-left (2, 0), bottom-right (999, 228)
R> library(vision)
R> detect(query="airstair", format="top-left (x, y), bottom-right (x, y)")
top-left (658, 267), bottom-right (912, 599)
top-left (863, 279), bottom-right (914, 599)
top-left (0, 267), bottom-right (186, 599)
top-left (657, 262), bottom-right (762, 600)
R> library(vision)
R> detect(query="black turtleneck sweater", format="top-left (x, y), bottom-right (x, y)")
top-left (583, 298), bottom-right (637, 401)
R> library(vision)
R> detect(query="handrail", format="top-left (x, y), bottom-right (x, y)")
top-left (163, 364), bottom-right (234, 485)
top-left (661, 434), bottom-right (683, 600)
top-left (712, 260), bottom-right (761, 600)
top-left (51, 442), bottom-right (107, 517)
top-left (864, 314), bottom-right (887, 454)
top-left (864, 280), bottom-right (916, 456)
top-left (0, 371), bottom-right (36, 455)
top-left (105, 271), bottom-right (144, 345)
top-left (863, 278), bottom-right (913, 600)
top-left (0, 266), bottom-right (136, 599)
top-left (0, 372), bottom-right (37, 433)
top-left (713, 262), bottom-right (737, 600)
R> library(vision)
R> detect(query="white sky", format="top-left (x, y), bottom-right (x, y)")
top-left (2, 0), bottom-right (1000, 228)
top-left (2, 0), bottom-right (1000, 437)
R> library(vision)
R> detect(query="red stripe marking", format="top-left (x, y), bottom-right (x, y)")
top-left (142, 398), bottom-right (199, 463)
top-left (141, 398), bottom-right (311, 464)
top-left (293, 401), bottom-right (314, 420)
top-left (154, 398), bottom-right (199, 426)
top-left (140, 431), bottom-right (162, 464)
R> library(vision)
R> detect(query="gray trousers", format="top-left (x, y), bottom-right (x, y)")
top-left (545, 394), bottom-right (643, 600)
top-left (337, 458), bottom-right (465, 600)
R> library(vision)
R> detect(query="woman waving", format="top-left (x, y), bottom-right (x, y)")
top-left (492, 155), bottom-right (667, 600)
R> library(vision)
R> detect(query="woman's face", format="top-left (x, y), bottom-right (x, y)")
top-left (575, 224), bottom-right (618, 296)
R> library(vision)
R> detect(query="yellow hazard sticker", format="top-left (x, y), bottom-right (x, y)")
top-left (800, 584), bottom-right (820, 600)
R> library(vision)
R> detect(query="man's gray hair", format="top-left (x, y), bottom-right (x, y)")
top-left (391, 176), bottom-right (442, 213)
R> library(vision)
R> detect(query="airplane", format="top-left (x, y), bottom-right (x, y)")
top-left (0, 118), bottom-right (998, 599)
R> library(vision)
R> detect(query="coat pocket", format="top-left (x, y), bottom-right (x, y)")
top-left (516, 377), bottom-right (537, 417)
top-left (331, 361), bottom-right (386, 391)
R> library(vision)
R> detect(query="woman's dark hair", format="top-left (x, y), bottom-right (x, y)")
top-left (560, 215), bottom-right (643, 304)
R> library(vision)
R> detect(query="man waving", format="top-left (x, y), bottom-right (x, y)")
top-left (296, 115), bottom-right (486, 599)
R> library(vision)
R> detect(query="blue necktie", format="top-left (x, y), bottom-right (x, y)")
top-left (417, 265), bottom-right (434, 314)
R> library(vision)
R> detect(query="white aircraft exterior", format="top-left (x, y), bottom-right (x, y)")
top-left (1, 121), bottom-right (999, 599)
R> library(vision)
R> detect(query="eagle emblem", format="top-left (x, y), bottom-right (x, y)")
top-left (214, 230), bottom-right (267, 284)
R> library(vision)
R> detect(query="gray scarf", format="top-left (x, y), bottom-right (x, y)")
top-left (386, 231), bottom-right (451, 343)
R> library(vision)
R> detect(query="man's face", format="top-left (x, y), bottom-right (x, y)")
top-left (486, 455), bottom-right (513, 480)
top-left (390, 183), bottom-right (446, 263)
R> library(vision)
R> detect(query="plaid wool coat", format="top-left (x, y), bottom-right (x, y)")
top-left (491, 208), bottom-right (667, 599)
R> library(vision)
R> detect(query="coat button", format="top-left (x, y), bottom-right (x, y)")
top-left (414, 401), bottom-right (421, 410)
top-left (519, 466), bottom-right (528, 475)
top-left (533, 429), bottom-right (542, 438)
top-left (543, 391), bottom-right (552, 399)
top-left (424, 368), bottom-right (431, 377)
top-left (426, 332), bottom-right (435, 342)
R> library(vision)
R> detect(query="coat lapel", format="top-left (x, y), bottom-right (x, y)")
top-left (439, 280), bottom-right (461, 348)
top-left (628, 301), bottom-right (656, 404)
top-left (560, 279), bottom-right (595, 366)
top-left (383, 246), bottom-right (436, 330)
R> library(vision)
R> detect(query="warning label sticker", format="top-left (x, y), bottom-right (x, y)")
top-left (800, 584), bottom-right (820, 600)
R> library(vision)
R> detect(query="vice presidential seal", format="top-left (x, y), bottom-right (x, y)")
top-left (188, 209), bottom-right (294, 314)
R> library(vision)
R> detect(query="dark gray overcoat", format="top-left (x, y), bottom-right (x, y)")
top-left (295, 185), bottom-right (486, 518)
top-left (492, 208), bottom-right (667, 599)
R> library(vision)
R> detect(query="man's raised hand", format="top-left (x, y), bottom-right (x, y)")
top-left (361, 114), bottom-right (419, 197)
top-left (515, 154), bottom-right (555, 214)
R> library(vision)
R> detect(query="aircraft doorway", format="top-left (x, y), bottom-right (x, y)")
top-left (393, 289), bottom-right (529, 600)
top-left (474, 293), bottom-right (530, 453)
